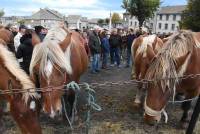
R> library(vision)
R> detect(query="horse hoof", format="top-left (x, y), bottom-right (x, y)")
top-left (180, 121), bottom-right (189, 129)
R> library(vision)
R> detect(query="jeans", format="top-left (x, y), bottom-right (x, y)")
top-left (102, 52), bottom-right (109, 68)
top-left (126, 48), bottom-right (132, 65)
top-left (91, 54), bottom-right (100, 72)
top-left (110, 47), bottom-right (120, 65)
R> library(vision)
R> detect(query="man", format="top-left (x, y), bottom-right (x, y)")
top-left (34, 25), bottom-right (46, 41)
top-left (126, 28), bottom-right (136, 67)
top-left (14, 25), bottom-right (26, 52)
top-left (88, 27), bottom-right (101, 73)
top-left (109, 29), bottom-right (122, 67)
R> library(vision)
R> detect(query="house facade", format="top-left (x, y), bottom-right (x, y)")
top-left (25, 8), bottom-right (64, 28)
top-left (123, 5), bottom-right (186, 34)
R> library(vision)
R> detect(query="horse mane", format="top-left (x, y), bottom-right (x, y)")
top-left (0, 44), bottom-right (37, 103)
top-left (135, 34), bottom-right (157, 57)
top-left (145, 30), bottom-right (200, 94)
top-left (29, 26), bottom-right (72, 78)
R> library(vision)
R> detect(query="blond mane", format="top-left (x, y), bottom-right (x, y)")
top-left (0, 44), bottom-right (37, 103)
top-left (145, 30), bottom-right (200, 97)
top-left (29, 26), bottom-right (72, 79)
top-left (135, 34), bottom-right (157, 57)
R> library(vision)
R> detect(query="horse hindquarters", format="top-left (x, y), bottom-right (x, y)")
top-left (10, 98), bottom-right (42, 134)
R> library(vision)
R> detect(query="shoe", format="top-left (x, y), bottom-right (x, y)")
top-left (110, 64), bottom-right (115, 67)
top-left (90, 71), bottom-right (97, 74)
top-left (117, 65), bottom-right (123, 68)
top-left (125, 65), bottom-right (130, 68)
top-left (95, 70), bottom-right (100, 73)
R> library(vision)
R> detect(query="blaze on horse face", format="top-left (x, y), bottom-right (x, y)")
top-left (31, 31), bottom-right (72, 118)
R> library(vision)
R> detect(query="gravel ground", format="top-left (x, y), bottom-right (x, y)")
top-left (2, 64), bottom-right (200, 134)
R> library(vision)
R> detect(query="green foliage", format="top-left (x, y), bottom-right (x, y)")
top-left (0, 9), bottom-right (5, 17)
top-left (122, 0), bottom-right (160, 27)
top-left (97, 19), bottom-right (104, 25)
top-left (17, 19), bottom-right (25, 25)
top-left (181, 0), bottom-right (200, 31)
top-left (112, 13), bottom-right (121, 24)
top-left (105, 18), bottom-right (110, 24)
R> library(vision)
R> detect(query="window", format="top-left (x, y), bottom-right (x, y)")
top-left (165, 23), bottom-right (168, 30)
top-left (171, 24), bottom-right (175, 30)
top-left (159, 15), bottom-right (162, 20)
top-left (130, 21), bottom-right (132, 26)
top-left (166, 15), bottom-right (169, 21)
top-left (173, 15), bottom-right (176, 21)
top-left (158, 23), bottom-right (162, 29)
top-left (135, 22), bottom-right (137, 26)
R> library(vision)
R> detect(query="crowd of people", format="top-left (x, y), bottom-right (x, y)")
top-left (4, 24), bottom-right (146, 75)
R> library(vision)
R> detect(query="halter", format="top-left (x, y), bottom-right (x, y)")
top-left (144, 97), bottom-right (168, 123)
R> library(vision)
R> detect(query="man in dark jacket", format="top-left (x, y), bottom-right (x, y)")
top-left (88, 27), bottom-right (101, 73)
top-left (109, 29), bottom-right (122, 67)
top-left (126, 29), bottom-right (136, 67)
top-left (16, 29), bottom-right (33, 74)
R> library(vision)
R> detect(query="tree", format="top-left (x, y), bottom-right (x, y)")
top-left (17, 19), bottom-right (25, 25)
top-left (112, 13), bottom-right (121, 27)
top-left (105, 18), bottom-right (110, 24)
top-left (97, 19), bottom-right (104, 26)
top-left (122, 0), bottom-right (160, 27)
top-left (0, 9), bottom-right (5, 18)
top-left (180, 0), bottom-right (200, 31)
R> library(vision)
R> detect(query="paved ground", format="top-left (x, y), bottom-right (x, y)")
top-left (3, 63), bottom-right (200, 134)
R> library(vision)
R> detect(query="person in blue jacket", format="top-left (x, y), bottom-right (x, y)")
top-left (101, 31), bottom-right (110, 69)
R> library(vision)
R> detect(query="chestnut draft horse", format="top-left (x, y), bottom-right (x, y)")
top-left (131, 34), bottom-right (163, 109)
top-left (30, 26), bottom-right (88, 119)
top-left (0, 26), bottom-right (15, 53)
top-left (144, 30), bottom-right (200, 128)
top-left (0, 44), bottom-right (41, 133)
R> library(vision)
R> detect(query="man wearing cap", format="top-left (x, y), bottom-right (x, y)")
top-left (88, 26), bottom-right (101, 73)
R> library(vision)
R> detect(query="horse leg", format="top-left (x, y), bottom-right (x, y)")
top-left (9, 99), bottom-right (42, 134)
top-left (180, 100), bottom-right (192, 129)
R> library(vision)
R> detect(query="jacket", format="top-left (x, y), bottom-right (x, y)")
top-left (109, 34), bottom-right (122, 48)
top-left (16, 34), bottom-right (33, 74)
top-left (101, 37), bottom-right (110, 53)
top-left (88, 31), bottom-right (101, 55)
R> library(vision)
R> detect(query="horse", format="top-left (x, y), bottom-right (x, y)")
top-left (131, 34), bottom-right (163, 109)
top-left (143, 30), bottom-right (200, 128)
top-left (0, 27), bottom-right (15, 53)
top-left (0, 44), bottom-right (42, 134)
top-left (30, 26), bottom-right (88, 119)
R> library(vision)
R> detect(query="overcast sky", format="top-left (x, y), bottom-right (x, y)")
top-left (1, 0), bottom-right (187, 18)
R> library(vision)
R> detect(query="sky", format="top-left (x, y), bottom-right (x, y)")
top-left (1, 0), bottom-right (187, 18)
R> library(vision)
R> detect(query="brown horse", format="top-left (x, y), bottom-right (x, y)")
top-left (131, 34), bottom-right (163, 109)
top-left (0, 27), bottom-right (15, 53)
top-left (30, 26), bottom-right (88, 118)
top-left (144, 30), bottom-right (200, 128)
top-left (0, 44), bottom-right (42, 133)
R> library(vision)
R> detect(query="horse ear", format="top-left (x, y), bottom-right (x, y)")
top-left (175, 52), bottom-right (191, 68)
top-left (147, 45), bottom-right (156, 61)
top-left (59, 32), bottom-right (72, 52)
top-left (32, 33), bottom-right (41, 46)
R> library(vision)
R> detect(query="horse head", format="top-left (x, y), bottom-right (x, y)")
top-left (143, 31), bottom-right (197, 126)
top-left (30, 27), bottom-right (72, 118)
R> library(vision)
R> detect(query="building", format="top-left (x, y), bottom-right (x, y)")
top-left (155, 5), bottom-right (186, 34)
top-left (0, 16), bottom-right (28, 26)
top-left (25, 8), bottom-right (65, 28)
top-left (66, 15), bottom-right (88, 29)
top-left (123, 5), bottom-right (186, 34)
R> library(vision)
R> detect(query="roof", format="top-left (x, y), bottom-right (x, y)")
top-left (158, 5), bottom-right (187, 14)
top-left (29, 8), bottom-right (64, 20)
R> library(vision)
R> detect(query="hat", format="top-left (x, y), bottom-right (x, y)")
top-left (19, 25), bottom-right (27, 30)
